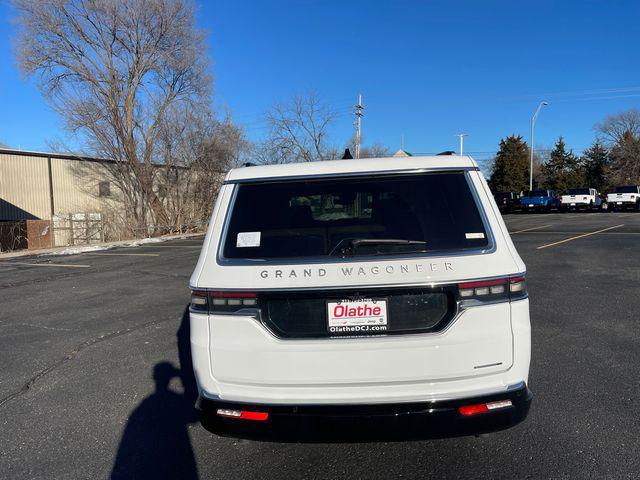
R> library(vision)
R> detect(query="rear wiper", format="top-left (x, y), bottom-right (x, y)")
top-left (330, 238), bottom-right (428, 257)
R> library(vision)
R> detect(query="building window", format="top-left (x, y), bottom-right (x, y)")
top-left (99, 181), bottom-right (111, 198)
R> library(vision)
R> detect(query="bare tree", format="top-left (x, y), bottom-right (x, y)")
top-left (345, 135), bottom-right (391, 159)
top-left (260, 92), bottom-right (337, 164)
top-left (608, 130), bottom-right (640, 186)
top-left (360, 144), bottom-right (391, 159)
top-left (171, 112), bottom-right (249, 224)
top-left (595, 109), bottom-right (640, 145)
top-left (14, 0), bottom-right (211, 233)
top-left (71, 105), bottom-right (249, 237)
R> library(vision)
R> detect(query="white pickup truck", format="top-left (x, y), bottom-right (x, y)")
top-left (607, 186), bottom-right (640, 211)
top-left (560, 188), bottom-right (603, 211)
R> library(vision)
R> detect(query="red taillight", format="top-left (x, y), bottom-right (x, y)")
top-left (216, 408), bottom-right (269, 421)
top-left (458, 275), bottom-right (526, 301)
top-left (458, 278), bottom-right (506, 289)
top-left (458, 278), bottom-right (508, 298)
top-left (459, 399), bottom-right (513, 416)
top-left (509, 276), bottom-right (526, 295)
top-left (190, 290), bottom-right (258, 312)
top-left (210, 291), bottom-right (257, 298)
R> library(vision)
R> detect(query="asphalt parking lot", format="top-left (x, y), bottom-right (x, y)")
top-left (1, 213), bottom-right (640, 479)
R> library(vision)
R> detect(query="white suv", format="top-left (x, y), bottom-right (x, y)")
top-left (190, 156), bottom-right (531, 441)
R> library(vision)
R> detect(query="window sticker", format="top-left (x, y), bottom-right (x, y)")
top-left (465, 232), bottom-right (485, 239)
top-left (237, 231), bottom-right (261, 248)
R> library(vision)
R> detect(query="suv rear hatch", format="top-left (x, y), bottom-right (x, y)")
top-left (192, 170), bottom-right (522, 392)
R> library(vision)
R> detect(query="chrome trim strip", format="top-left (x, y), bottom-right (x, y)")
top-left (215, 170), bottom-right (496, 266)
top-left (223, 166), bottom-right (480, 185)
top-left (189, 272), bottom-right (527, 293)
top-left (474, 362), bottom-right (503, 370)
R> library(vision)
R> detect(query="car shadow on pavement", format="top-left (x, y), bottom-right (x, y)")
top-left (110, 308), bottom-right (199, 480)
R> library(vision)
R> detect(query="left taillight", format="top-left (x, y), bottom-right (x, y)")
top-left (190, 290), bottom-right (258, 313)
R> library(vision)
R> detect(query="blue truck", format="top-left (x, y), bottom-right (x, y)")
top-left (519, 189), bottom-right (561, 212)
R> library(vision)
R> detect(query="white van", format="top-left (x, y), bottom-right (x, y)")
top-left (190, 156), bottom-right (531, 440)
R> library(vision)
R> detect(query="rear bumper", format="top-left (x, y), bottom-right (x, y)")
top-left (196, 383), bottom-right (532, 442)
top-left (521, 203), bottom-right (549, 210)
top-left (610, 201), bottom-right (637, 208)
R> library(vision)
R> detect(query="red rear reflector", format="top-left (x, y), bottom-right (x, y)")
top-left (459, 399), bottom-right (513, 416)
top-left (458, 403), bottom-right (489, 416)
top-left (216, 408), bottom-right (269, 421)
top-left (240, 411), bottom-right (269, 421)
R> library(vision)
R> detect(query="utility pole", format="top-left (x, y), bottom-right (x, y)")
top-left (530, 101), bottom-right (548, 191)
top-left (456, 133), bottom-right (468, 157)
top-left (354, 94), bottom-right (364, 159)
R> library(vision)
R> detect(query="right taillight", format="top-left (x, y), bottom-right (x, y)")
top-left (509, 275), bottom-right (525, 292)
top-left (458, 278), bottom-right (507, 299)
top-left (458, 274), bottom-right (527, 302)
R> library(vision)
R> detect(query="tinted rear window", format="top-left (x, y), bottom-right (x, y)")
top-left (524, 190), bottom-right (547, 197)
top-left (494, 192), bottom-right (513, 200)
top-left (615, 186), bottom-right (639, 193)
top-left (221, 172), bottom-right (489, 260)
top-left (568, 188), bottom-right (590, 195)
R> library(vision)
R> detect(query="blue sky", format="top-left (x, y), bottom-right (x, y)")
top-left (1, 0), bottom-right (640, 165)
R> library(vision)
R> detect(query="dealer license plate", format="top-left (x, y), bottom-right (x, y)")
top-left (528, 204), bottom-right (534, 207)
top-left (570, 203), bottom-right (576, 206)
top-left (617, 202), bottom-right (623, 205)
top-left (327, 298), bottom-right (388, 335)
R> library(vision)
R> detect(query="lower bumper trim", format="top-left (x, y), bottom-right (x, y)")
top-left (196, 384), bottom-right (532, 442)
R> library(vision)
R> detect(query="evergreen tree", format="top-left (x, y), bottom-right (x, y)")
top-left (580, 140), bottom-right (610, 191)
top-left (541, 136), bottom-right (582, 193)
top-left (489, 135), bottom-right (530, 193)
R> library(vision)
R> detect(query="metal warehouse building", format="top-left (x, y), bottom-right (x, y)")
top-left (0, 148), bottom-right (118, 251)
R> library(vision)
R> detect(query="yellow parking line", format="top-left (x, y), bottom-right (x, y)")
top-left (2, 262), bottom-right (91, 268)
top-left (536, 224), bottom-right (625, 250)
top-left (511, 224), bottom-right (551, 234)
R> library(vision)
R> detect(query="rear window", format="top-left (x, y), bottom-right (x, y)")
top-left (494, 192), bottom-right (514, 200)
top-left (569, 188), bottom-right (590, 195)
top-left (524, 190), bottom-right (547, 197)
top-left (615, 186), bottom-right (639, 193)
top-left (221, 172), bottom-right (489, 260)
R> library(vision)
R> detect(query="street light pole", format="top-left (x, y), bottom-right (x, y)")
top-left (530, 101), bottom-right (548, 191)
top-left (456, 133), bottom-right (468, 157)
